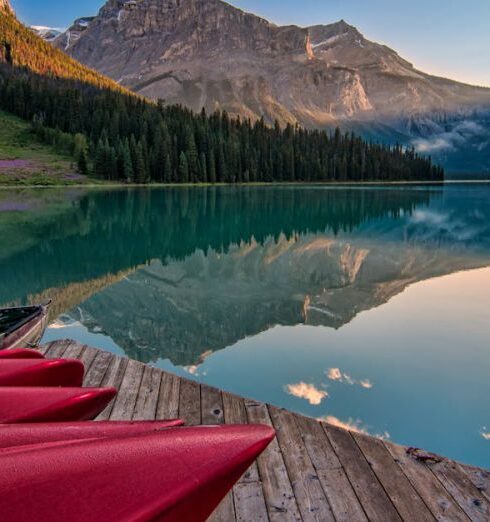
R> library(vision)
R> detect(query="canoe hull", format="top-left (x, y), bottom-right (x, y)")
top-left (0, 387), bottom-right (117, 423)
top-left (0, 425), bottom-right (275, 522)
top-left (0, 421), bottom-right (185, 449)
top-left (0, 359), bottom-right (84, 387)
top-left (0, 348), bottom-right (45, 359)
top-left (0, 304), bottom-right (50, 351)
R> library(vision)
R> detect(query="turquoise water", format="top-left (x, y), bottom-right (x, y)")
top-left (1, 184), bottom-right (489, 468)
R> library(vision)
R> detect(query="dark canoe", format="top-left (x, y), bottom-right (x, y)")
top-left (0, 303), bottom-right (50, 351)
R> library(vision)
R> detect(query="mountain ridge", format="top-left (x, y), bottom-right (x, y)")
top-left (52, 0), bottom-right (490, 172)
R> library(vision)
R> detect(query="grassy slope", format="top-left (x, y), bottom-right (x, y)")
top-left (0, 111), bottom-right (105, 185)
top-left (0, 8), bottom-right (131, 186)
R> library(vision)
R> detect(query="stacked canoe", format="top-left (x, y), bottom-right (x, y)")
top-left (0, 307), bottom-right (275, 521)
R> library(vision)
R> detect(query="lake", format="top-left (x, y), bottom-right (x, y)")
top-left (1, 184), bottom-right (489, 468)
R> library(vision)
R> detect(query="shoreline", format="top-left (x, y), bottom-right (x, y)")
top-left (1, 179), bottom-right (489, 190)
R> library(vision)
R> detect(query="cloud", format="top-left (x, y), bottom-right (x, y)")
top-left (322, 415), bottom-right (390, 440)
top-left (359, 379), bottom-right (373, 389)
top-left (327, 368), bottom-right (343, 381)
top-left (412, 118), bottom-right (490, 154)
top-left (286, 382), bottom-right (328, 405)
top-left (326, 368), bottom-right (373, 389)
top-left (482, 429), bottom-right (490, 441)
top-left (413, 136), bottom-right (454, 153)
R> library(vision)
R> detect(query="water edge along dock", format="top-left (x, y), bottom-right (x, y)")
top-left (41, 340), bottom-right (490, 521)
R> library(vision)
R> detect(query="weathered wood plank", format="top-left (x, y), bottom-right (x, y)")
top-left (83, 350), bottom-right (114, 387)
top-left (295, 414), bottom-right (367, 522)
top-left (95, 355), bottom-right (128, 421)
top-left (77, 346), bottom-right (100, 375)
top-left (223, 393), bottom-right (261, 484)
top-left (178, 378), bottom-right (201, 426)
top-left (222, 393), bottom-right (268, 521)
top-left (269, 406), bottom-right (335, 521)
top-left (385, 441), bottom-right (470, 521)
top-left (463, 465), bottom-right (490, 504)
top-left (234, 482), bottom-right (269, 522)
top-left (132, 366), bottom-right (161, 421)
top-left (324, 424), bottom-right (402, 522)
top-left (432, 461), bottom-right (490, 521)
top-left (61, 342), bottom-right (86, 361)
top-left (245, 401), bottom-right (301, 522)
top-left (202, 385), bottom-right (236, 522)
top-left (201, 384), bottom-right (224, 425)
top-left (44, 338), bottom-right (72, 358)
top-left (156, 372), bottom-right (180, 420)
top-left (353, 432), bottom-right (435, 521)
top-left (109, 359), bottom-right (145, 421)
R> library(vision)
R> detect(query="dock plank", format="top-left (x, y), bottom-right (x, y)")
top-left (222, 393), bottom-right (269, 521)
top-left (44, 338), bottom-right (72, 358)
top-left (83, 350), bottom-right (114, 387)
top-left (156, 372), bottom-right (180, 420)
top-left (245, 401), bottom-right (301, 522)
top-left (43, 341), bottom-right (490, 522)
top-left (132, 366), bottom-right (161, 421)
top-left (353, 432), bottom-right (435, 521)
top-left (324, 424), bottom-right (402, 521)
top-left (96, 355), bottom-right (128, 420)
top-left (295, 414), bottom-right (367, 522)
top-left (385, 441), bottom-right (470, 521)
top-left (201, 385), bottom-right (237, 522)
top-left (178, 378), bottom-right (201, 426)
top-left (463, 465), bottom-right (490, 504)
top-left (109, 359), bottom-right (145, 421)
top-left (431, 461), bottom-right (490, 521)
top-left (269, 406), bottom-right (335, 521)
top-left (201, 384), bottom-right (224, 425)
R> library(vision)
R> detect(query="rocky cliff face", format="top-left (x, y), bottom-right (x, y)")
top-left (54, 0), bottom-right (490, 170)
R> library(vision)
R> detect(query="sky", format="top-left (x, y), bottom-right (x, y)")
top-left (11, 0), bottom-right (490, 87)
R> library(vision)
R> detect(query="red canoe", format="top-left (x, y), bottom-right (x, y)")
top-left (0, 425), bottom-right (275, 522)
top-left (0, 304), bottom-right (50, 350)
top-left (0, 348), bottom-right (45, 359)
top-left (0, 359), bottom-right (84, 387)
top-left (0, 421), bottom-right (185, 449)
top-left (0, 387), bottom-right (117, 423)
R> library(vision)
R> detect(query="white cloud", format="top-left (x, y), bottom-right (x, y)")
top-left (482, 429), bottom-right (490, 441)
top-left (286, 382), bottom-right (328, 405)
top-left (413, 136), bottom-right (454, 153)
top-left (327, 368), bottom-right (343, 381)
top-left (360, 379), bottom-right (373, 389)
top-left (322, 415), bottom-right (390, 440)
top-left (326, 368), bottom-right (373, 389)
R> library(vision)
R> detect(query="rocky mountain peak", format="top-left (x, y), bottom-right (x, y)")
top-left (51, 0), bottom-right (490, 171)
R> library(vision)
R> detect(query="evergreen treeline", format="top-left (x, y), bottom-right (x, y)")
top-left (1, 186), bottom-right (437, 304)
top-left (0, 9), bottom-right (444, 183)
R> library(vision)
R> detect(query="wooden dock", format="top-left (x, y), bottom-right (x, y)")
top-left (41, 340), bottom-right (490, 521)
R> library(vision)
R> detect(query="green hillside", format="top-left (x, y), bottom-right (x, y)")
top-left (0, 6), bottom-right (126, 92)
top-left (0, 110), bottom-right (95, 185)
top-left (0, 7), bottom-right (444, 184)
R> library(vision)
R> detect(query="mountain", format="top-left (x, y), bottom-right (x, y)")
top-left (31, 26), bottom-right (64, 42)
top-left (55, 0), bottom-right (490, 172)
top-left (0, 5), bottom-right (124, 90)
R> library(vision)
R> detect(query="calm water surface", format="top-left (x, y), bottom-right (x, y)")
top-left (1, 184), bottom-right (489, 468)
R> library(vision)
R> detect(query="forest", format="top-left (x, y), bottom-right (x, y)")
top-left (0, 9), bottom-right (444, 183)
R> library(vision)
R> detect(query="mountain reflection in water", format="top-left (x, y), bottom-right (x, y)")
top-left (2, 184), bottom-right (490, 468)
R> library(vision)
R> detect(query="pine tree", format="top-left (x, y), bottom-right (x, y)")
top-left (179, 151), bottom-right (190, 183)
